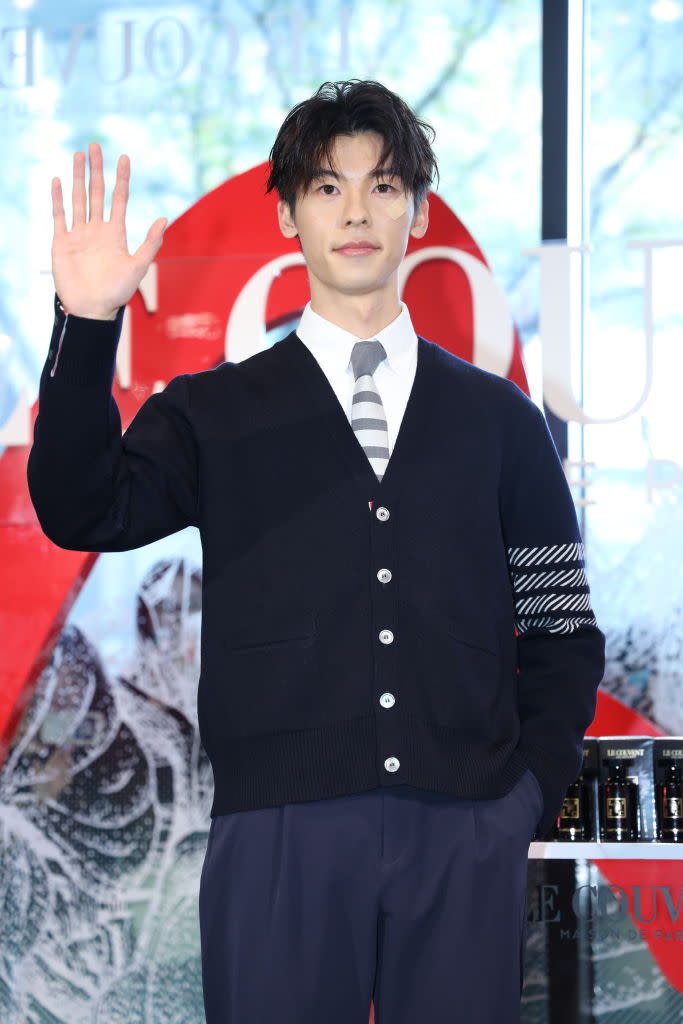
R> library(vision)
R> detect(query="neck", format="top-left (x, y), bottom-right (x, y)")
top-left (308, 283), bottom-right (402, 338)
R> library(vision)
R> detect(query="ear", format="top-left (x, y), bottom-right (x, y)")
top-left (277, 198), bottom-right (298, 239)
top-left (409, 197), bottom-right (429, 240)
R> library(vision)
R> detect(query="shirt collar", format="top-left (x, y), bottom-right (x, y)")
top-left (295, 300), bottom-right (417, 378)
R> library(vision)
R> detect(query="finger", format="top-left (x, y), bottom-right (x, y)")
top-left (109, 154), bottom-right (130, 225)
top-left (133, 217), bottom-right (168, 267)
top-left (88, 142), bottom-right (105, 221)
top-left (51, 177), bottom-right (67, 235)
top-left (72, 150), bottom-right (87, 227)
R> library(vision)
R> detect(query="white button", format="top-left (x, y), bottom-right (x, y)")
top-left (376, 506), bottom-right (390, 521)
top-left (379, 629), bottom-right (394, 644)
top-left (384, 756), bottom-right (400, 773)
top-left (379, 692), bottom-right (395, 708)
top-left (377, 568), bottom-right (392, 583)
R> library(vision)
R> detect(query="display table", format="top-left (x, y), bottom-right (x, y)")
top-left (522, 841), bottom-right (683, 1021)
top-left (529, 841), bottom-right (683, 859)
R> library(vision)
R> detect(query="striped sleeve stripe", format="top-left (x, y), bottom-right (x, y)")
top-left (515, 592), bottom-right (593, 615)
top-left (506, 541), bottom-right (596, 637)
top-left (507, 542), bottom-right (585, 567)
top-left (510, 568), bottom-right (588, 593)
top-left (517, 615), bottom-right (597, 636)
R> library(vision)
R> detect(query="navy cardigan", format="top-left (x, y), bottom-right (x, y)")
top-left (27, 297), bottom-right (605, 837)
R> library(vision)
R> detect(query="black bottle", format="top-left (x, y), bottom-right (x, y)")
top-left (556, 779), bottom-right (586, 841)
top-left (659, 760), bottom-right (683, 842)
top-left (602, 760), bottom-right (638, 842)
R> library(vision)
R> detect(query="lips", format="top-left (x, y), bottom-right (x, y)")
top-left (334, 241), bottom-right (380, 254)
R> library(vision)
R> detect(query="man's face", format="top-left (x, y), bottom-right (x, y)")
top-left (277, 131), bottom-right (429, 303)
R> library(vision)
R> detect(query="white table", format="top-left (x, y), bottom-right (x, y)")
top-left (529, 841), bottom-right (683, 859)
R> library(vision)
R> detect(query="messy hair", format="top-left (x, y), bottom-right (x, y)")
top-left (265, 79), bottom-right (439, 214)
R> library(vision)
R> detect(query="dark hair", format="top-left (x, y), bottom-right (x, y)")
top-left (265, 79), bottom-right (439, 214)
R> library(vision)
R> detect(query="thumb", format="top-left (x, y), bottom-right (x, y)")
top-left (134, 216), bottom-right (168, 266)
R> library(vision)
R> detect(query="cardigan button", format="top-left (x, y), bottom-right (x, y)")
top-left (376, 506), bottom-right (390, 521)
top-left (377, 568), bottom-right (392, 583)
top-left (379, 629), bottom-right (394, 644)
top-left (379, 692), bottom-right (395, 708)
top-left (384, 756), bottom-right (400, 773)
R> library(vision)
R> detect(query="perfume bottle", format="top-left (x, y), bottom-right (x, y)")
top-left (556, 779), bottom-right (585, 841)
top-left (659, 760), bottom-right (683, 843)
top-left (602, 760), bottom-right (638, 842)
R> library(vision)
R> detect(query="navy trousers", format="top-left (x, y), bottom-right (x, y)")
top-left (199, 767), bottom-right (543, 1024)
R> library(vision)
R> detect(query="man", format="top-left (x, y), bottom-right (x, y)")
top-left (27, 79), bottom-right (605, 1023)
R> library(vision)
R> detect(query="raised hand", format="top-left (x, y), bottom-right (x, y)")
top-left (51, 142), bottom-right (167, 320)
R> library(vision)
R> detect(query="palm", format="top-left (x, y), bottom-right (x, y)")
top-left (51, 144), bottom-right (167, 320)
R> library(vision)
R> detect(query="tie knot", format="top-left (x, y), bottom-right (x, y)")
top-left (350, 339), bottom-right (387, 381)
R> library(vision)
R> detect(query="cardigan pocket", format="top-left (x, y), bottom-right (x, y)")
top-left (223, 613), bottom-right (315, 653)
top-left (402, 599), bottom-right (498, 657)
top-left (399, 598), bottom-right (510, 739)
top-left (218, 612), bottom-right (318, 738)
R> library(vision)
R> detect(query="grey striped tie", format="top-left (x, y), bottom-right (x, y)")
top-left (350, 339), bottom-right (390, 482)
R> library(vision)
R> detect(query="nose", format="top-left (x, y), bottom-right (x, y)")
top-left (341, 186), bottom-right (370, 225)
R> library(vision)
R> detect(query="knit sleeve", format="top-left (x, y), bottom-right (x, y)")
top-left (499, 387), bottom-right (605, 837)
top-left (27, 295), bottom-right (199, 552)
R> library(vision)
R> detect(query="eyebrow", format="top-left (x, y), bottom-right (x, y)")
top-left (310, 166), bottom-right (402, 183)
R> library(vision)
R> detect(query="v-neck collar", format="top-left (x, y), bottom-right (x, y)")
top-left (279, 330), bottom-right (436, 499)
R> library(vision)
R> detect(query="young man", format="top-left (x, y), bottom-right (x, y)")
top-left (28, 80), bottom-right (605, 1023)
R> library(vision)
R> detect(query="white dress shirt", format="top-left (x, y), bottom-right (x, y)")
top-left (295, 300), bottom-right (418, 456)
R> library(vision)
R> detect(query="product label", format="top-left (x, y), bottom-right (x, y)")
top-left (665, 797), bottom-right (682, 819)
top-left (607, 796), bottom-right (627, 819)
top-left (562, 797), bottom-right (580, 819)
top-left (606, 748), bottom-right (644, 758)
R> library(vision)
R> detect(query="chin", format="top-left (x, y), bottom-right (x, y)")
top-left (336, 279), bottom-right (382, 295)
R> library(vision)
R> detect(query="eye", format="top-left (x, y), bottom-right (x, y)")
top-left (315, 182), bottom-right (397, 195)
